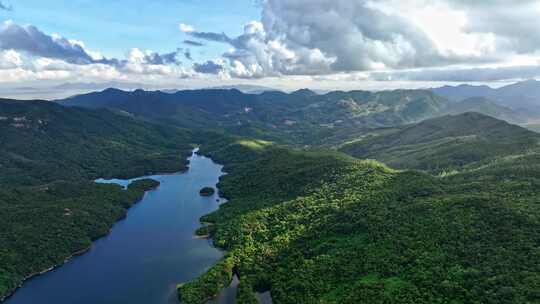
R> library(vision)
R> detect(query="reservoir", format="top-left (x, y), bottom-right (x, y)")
top-left (5, 150), bottom-right (229, 304)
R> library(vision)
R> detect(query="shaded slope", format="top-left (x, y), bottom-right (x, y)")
top-left (58, 88), bottom-right (449, 146)
top-left (339, 112), bottom-right (540, 171)
top-left (0, 98), bottom-right (194, 185)
top-left (443, 97), bottom-right (528, 123)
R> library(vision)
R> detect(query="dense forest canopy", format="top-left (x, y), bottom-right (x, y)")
top-left (2, 88), bottom-right (540, 304)
top-left (0, 99), bottom-right (195, 298)
top-left (180, 136), bottom-right (540, 304)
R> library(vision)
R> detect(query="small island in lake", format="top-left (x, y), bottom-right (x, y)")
top-left (199, 187), bottom-right (215, 196)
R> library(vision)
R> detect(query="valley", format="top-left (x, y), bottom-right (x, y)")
top-left (3, 1), bottom-right (540, 303)
top-left (2, 81), bottom-right (540, 303)
top-left (4, 150), bottom-right (228, 304)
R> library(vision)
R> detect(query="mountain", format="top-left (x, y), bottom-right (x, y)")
top-left (433, 80), bottom-right (540, 113)
top-left (205, 84), bottom-right (280, 94)
top-left (432, 84), bottom-right (494, 102)
top-left (0, 98), bottom-right (195, 185)
top-left (493, 79), bottom-right (540, 110)
top-left (339, 112), bottom-right (540, 172)
top-left (179, 136), bottom-right (540, 303)
top-left (5, 92), bottom-right (540, 303)
top-left (443, 97), bottom-right (528, 123)
top-left (58, 88), bottom-right (449, 146)
top-left (0, 98), bottom-right (199, 298)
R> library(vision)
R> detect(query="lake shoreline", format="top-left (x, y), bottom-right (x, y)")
top-left (0, 167), bottom-right (169, 302)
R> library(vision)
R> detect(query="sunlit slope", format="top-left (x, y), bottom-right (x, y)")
top-left (340, 112), bottom-right (540, 172)
top-left (179, 141), bottom-right (540, 303)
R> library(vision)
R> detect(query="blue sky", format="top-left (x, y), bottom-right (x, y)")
top-left (0, 0), bottom-right (539, 98)
top-left (1, 0), bottom-right (260, 60)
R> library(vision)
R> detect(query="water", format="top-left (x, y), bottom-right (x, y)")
top-left (5, 150), bottom-right (230, 304)
top-left (211, 275), bottom-right (273, 304)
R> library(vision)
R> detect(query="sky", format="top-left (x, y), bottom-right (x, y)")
top-left (1, 0), bottom-right (540, 98)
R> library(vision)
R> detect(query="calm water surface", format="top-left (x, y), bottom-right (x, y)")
top-left (6, 150), bottom-right (231, 304)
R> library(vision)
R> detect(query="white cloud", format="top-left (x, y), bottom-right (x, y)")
top-left (0, 49), bottom-right (22, 69)
top-left (3, 0), bottom-right (540, 92)
top-left (181, 0), bottom-right (540, 81)
top-left (179, 23), bottom-right (195, 33)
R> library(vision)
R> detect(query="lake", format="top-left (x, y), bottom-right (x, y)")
top-left (5, 150), bottom-right (232, 304)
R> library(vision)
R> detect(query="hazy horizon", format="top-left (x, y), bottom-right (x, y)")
top-left (1, 1), bottom-right (540, 98)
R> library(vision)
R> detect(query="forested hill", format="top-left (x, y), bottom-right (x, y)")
top-left (4, 92), bottom-right (540, 303)
top-left (0, 98), bottom-right (197, 299)
top-left (179, 138), bottom-right (540, 303)
top-left (442, 97), bottom-right (529, 123)
top-left (339, 112), bottom-right (540, 172)
top-left (58, 88), bottom-right (449, 145)
top-left (0, 98), bottom-right (194, 185)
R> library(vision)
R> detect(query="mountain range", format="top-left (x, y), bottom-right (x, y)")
top-left (3, 81), bottom-right (540, 303)
top-left (57, 88), bottom-right (450, 145)
top-left (58, 83), bottom-right (540, 146)
top-left (433, 79), bottom-right (540, 112)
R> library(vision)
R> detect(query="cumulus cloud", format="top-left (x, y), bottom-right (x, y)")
top-left (3, 1), bottom-right (540, 87)
top-left (443, 0), bottom-right (540, 54)
top-left (179, 23), bottom-right (195, 33)
top-left (180, 0), bottom-right (494, 78)
top-left (193, 60), bottom-right (223, 74)
top-left (0, 22), bottom-right (195, 86)
top-left (0, 21), bottom-right (100, 64)
top-left (0, 21), bottom-right (183, 68)
top-left (178, 0), bottom-right (540, 81)
top-left (0, 49), bottom-right (22, 69)
top-left (127, 48), bottom-right (181, 65)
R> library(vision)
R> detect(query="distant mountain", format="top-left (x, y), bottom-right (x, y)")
top-left (340, 112), bottom-right (540, 171)
top-left (432, 80), bottom-right (540, 112)
top-left (58, 88), bottom-right (449, 145)
top-left (205, 84), bottom-right (280, 94)
top-left (493, 80), bottom-right (540, 110)
top-left (443, 97), bottom-right (529, 123)
top-left (432, 84), bottom-right (494, 102)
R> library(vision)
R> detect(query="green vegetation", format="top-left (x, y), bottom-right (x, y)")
top-left (5, 92), bottom-right (540, 304)
top-left (443, 97), bottom-right (528, 123)
top-left (59, 88), bottom-right (450, 146)
top-left (340, 112), bottom-right (540, 172)
top-left (0, 99), bottom-right (195, 299)
top-left (178, 254), bottom-right (236, 303)
top-left (0, 99), bottom-right (194, 185)
top-left (199, 187), bottom-right (215, 196)
top-left (0, 179), bottom-right (158, 298)
top-left (179, 133), bottom-right (540, 303)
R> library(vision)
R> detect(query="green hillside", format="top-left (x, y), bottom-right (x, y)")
top-left (0, 99), bottom-right (195, 185)
top-left (0, 99), bottom-right (197, 298)
top-left (339, 112), bottom-right (540, 172)
top-left (59, 88), bottom-right (449, 146)
top-left (4, 95), bottom-right (540, 304)
top-left (179, 140), bottom-right (540, 304)
top-left (443, 97), bottom-right (528, 123)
